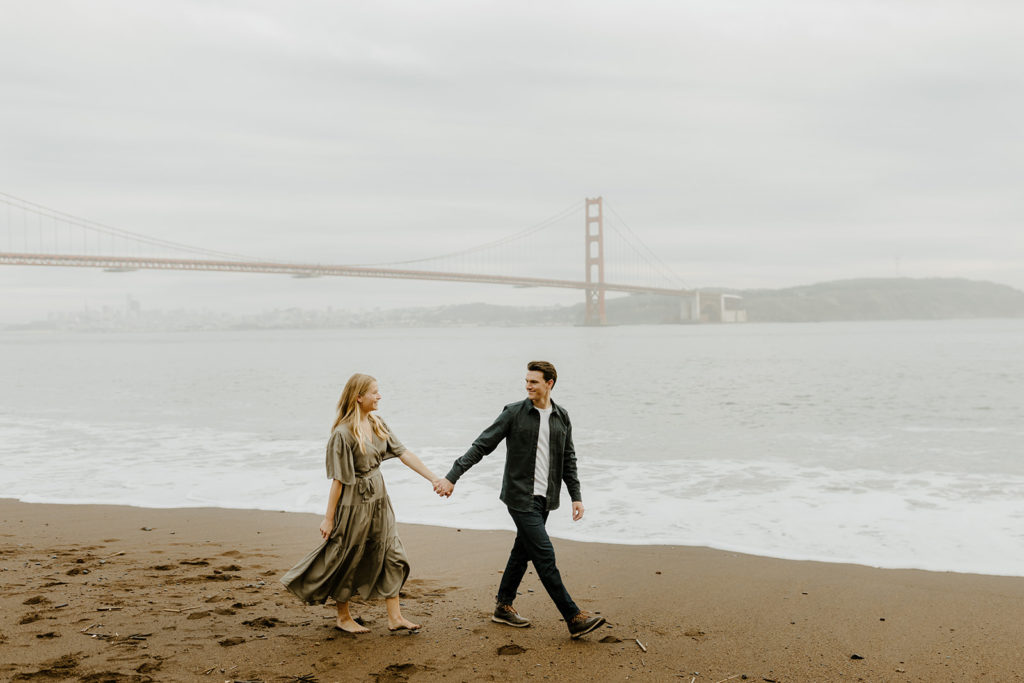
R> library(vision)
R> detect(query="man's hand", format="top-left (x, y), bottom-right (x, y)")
top-left (433, 478), bottom-right (454, 498)
top-left (572, 501), bottom-right (585, 521)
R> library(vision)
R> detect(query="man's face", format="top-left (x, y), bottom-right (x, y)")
top-left (525, 370), bottom-right (553, 404)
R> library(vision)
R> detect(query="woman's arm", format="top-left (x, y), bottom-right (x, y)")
top-left (398, 450), bottom-right (441, 484)
top-left (319, 479), bottom-right (343, 539)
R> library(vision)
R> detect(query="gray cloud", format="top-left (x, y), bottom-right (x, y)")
top-left (1, 0), bottom-right (1022, 321)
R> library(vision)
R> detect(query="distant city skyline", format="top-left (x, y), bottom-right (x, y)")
top-left (11, 276), bottom-right (1021, 332)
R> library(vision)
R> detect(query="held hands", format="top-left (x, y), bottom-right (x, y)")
top-left (572, 501), bottom-right (585, 522)
top-left (432, 478), bottom-right (454, 498)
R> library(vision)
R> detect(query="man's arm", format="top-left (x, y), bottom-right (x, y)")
top-left (561, 415), bottom-right (585, 520)
top-left (561, 416), bottom-right (582, 502)
top-left (439, 405), bottom-right (514, 489)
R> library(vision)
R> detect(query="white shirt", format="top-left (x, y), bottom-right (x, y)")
top-left (532, 404), bottom-right (553, 496)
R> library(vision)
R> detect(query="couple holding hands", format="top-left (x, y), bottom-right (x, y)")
top-left (280, 361), bottom-right (606, 640)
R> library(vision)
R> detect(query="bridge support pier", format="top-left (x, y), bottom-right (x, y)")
top-left (678, 290), bottom-right (701, 323)
top-left (584, 197), bottom-right (607, 326)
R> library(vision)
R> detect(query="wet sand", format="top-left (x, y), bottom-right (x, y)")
top-left (1, 498), bottom-right (1022, 681)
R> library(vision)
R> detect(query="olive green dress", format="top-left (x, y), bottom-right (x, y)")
top-left (281, 423), bottom-right (410, 604)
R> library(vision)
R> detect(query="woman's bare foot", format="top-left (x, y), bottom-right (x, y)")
top-left (336, 617), bottom-right (370, 633)
top-left (387, 616), bottom-right (421, 631)
top-left (384, 596), bottom-right (420, 631)
top-left (334, 601), bottom-right (368, 633)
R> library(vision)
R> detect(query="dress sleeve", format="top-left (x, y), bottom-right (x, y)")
top-left (380, 420), bottom-right (407, 461)
top-left (325, 430), bottom-right (356, 483)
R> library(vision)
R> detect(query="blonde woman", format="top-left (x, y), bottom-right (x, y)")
top-left (281, 373), bottom-right (441, 633)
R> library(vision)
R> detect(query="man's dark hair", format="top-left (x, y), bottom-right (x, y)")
top-left (527, 360), bottom-right (557, 387)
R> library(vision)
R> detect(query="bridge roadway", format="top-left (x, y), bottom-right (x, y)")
top-left (0, 252), bottom-right (693, 297)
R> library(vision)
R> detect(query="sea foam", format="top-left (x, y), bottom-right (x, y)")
top-left (3, 414), bottom-right (1022, 576)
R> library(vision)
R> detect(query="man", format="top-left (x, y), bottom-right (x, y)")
top-left (433, 361), bottom-right (606, 639)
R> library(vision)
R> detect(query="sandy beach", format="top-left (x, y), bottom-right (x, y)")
top-left (1, 498), bottom-right (1022, 682)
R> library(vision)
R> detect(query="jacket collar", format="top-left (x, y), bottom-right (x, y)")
top-left (520, 397), bottom-right (564, 418)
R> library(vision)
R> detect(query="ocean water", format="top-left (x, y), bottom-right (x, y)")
top-left (1, 320), bottom-right (1022, 576)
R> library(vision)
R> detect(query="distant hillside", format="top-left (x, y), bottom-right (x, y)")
top-left (407, 278), bottom-right (1024, 325)
top-left (737, 278), bottom-right (1024, 322)
top-left (11, 277), bottom-right (1023, 331)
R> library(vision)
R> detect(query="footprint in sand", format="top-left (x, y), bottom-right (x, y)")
top-left (399, 579), bottom-right (457, 600)
top-left (173, 573), bottom-right (239, 585)
top-left (135, 660), bottom-right (162, 675)
top-left (16, 653), bottom-right (82, 679)
top-left (242, 616), bottom-right (282, 629)
top-left (373, 663), bottom-right (433, 682)
top-left (135, 659), bottom-right (160, 675)
top-left (77, 671), bottom-right (139, 682)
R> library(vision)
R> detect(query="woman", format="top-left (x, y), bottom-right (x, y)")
top-left (281, 373), bottom-right (441, 633)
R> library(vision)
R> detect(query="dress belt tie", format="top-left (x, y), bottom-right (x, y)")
top-left (354, 469), bottom-right (378, 500)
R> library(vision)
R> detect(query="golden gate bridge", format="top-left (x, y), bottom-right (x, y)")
top-left (0, 192), bottom-right (743, 324)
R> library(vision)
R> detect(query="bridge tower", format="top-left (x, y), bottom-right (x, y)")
top-left (584, 197), bottom-right (607, 326)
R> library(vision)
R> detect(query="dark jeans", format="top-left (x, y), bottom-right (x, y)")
top-left (496, 495), bottom-right (580, 621)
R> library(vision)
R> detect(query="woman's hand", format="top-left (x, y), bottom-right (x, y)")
top-left (433, 478), bottom-right (454, 498)
top-left (319, 517), bottom-right (334, 539)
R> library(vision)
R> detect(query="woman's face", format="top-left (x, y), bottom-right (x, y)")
top-left (357, 382), bottom-right (381, 414)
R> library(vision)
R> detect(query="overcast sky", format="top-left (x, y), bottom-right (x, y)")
top-left (2, 0), bottom-right (1022, 322)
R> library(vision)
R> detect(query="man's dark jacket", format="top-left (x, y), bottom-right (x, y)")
top-left (445, 398), bottom-right (582, 512)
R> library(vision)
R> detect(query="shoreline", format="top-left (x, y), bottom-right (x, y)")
top-left (2, 499), bottom-right (1023, 681)
top-left (5, 495), bottom-right (1020, 580)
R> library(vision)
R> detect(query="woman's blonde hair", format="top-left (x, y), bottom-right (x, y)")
top-left (331, 373), bottom-right (389, 453)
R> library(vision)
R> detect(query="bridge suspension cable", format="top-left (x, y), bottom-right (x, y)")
top-left (1, 192), bottom-right (697, 302)
top-left (603, 200), bottom-right (688, 291)
top-left (0, 192), bottom-right (258, 262)
top-left (345, 200), bottom-right (585, 268)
